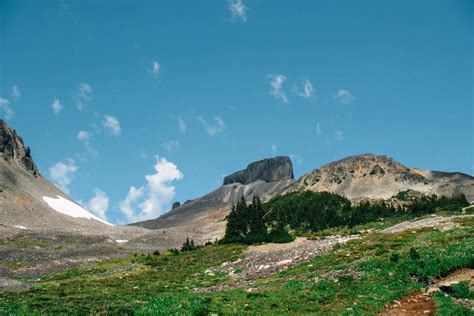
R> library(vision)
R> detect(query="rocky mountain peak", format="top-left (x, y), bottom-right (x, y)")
top-left (0, 120), bottom-right (39, 177)
top-left (223, 156), bottom-right (294, 185)
top-left (295, 153), bottom-right (474, 201)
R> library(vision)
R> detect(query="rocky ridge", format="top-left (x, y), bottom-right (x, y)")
top-left (0, 120), bottom-right (39, 177)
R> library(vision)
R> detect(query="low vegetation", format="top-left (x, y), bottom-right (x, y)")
top-left (0, 192), bottom-right (471, 314)
top-left (1, 217), bottom-right (472, 314)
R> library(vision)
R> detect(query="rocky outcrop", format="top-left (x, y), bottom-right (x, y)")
top-left (295, 153), bottom-right (474, 201)
top-left (0, 120), bottom-right (39, 177)
top-left (171, 202), bottom-right (181, 210)
top-left (223, 156), bottom-right (294, 185)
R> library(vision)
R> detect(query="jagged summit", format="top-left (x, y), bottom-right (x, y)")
top-left (223, 156), bottom-right (294, 185)
top-left (0, 120), bottom-right (39, 177)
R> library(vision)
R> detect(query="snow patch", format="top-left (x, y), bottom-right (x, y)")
top-left (13, 225), bottom-right (27, 230)
top-left (115, 240), bottom-right (128, 243)
top-left (42, 195), bottom-right (113, 226)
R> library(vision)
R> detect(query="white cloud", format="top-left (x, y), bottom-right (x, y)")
top-left (334, 89), bottom-right (354, 104)
top-left (77, 130), bottom-right (92, 142)
top-left (295, 80), bottom-right (316, 100)
top-left (87, 188), bottom-right (109, 221)
top-left (315, 123), bottom-right (321, 135)
top-left (152, 61), bottom-right (160, 78)
top-left (229, 0), bottom-right (248, 22)
top-left (198, 116), bottom-right (226, 136)
top-left (11, 85), bottom-right (21, 99)
top-left (266, 74), bottom-right (288, 103)
top-left (0, 98), bottom-right (14, 120)
top-left (49, 159), bottom-right (78, 194)
top-left (271, 144), bottom-right (277, 154)
top-left (162, 140), bottom-right (180, 152)
top-left (73, 83), bottom-right (92, 110)
top-left (177, 116), bottom-right (186, 134)
top-left (103, 115), bottom-right (121, 137)
top-left (77, 130), bottom-right (97, 158)
top-left (52, 98), bottom-right (63, 114)
top-left (119, 156), bottom-right (183, 222)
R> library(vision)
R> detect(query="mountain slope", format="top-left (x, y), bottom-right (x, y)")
top-left (129, 157), bottom-right (295, 246)
top-left (294, 153), bottom-right (474, 202)
top-left (0, 120), bottom-right (114, 232)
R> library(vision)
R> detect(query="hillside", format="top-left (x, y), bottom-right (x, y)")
top-left (295, 153), bottom-right (474, 202)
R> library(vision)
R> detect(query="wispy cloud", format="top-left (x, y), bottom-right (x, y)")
top-left (103, 115), bottom-right (122, 137)
top-left (49, 158), bottom-right (78, 194)
top-left (266, 74), bottom-right (288, 103)
top-left (152, 61), bottom-right (160, 78)
top-left (73, 83), bottom-right (92, 110)
top-left (0, 98), bottom-right (14, 120)
top-left (177, 116), bottom-right (186, 133)
top-left (162, 140), bottom-right (180, 152)
top-left (334, 89), bottom-right (354, 104)
top-left (327, 130), bottom-right (344, 144)
top-left (11, 85), bottom-right (21, 99)
top-left (119, 156), bottom-right (183, 222)
top-left (77, 130), bottom-right (97, 158)
top-left (315, 123), bottom-right (321, 135)
top-left (52, 98), bottom-right (63, 114)
top-left (87, 188), bottom-right (109, 221)
top-left (198, 116), bottom-right (226, 136)
top-left (229, 0), bottom-right (248, 22)
top-left (294, 80), bottom-right (316, 100)
top-left (271, 144), bottom-right (277, 154)
top-left (77, 130), bottom-right (92, 142)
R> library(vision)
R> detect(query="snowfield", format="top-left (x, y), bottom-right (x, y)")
top-left (42, 195), bottom-right (113, 226)
top-left (13, 225), bottom-right (27, 230)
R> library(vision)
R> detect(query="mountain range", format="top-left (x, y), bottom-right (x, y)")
top-left (0, 120), bottom-right (473, 248)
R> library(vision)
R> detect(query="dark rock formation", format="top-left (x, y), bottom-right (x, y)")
top-left (0, 120), bottom-right (39, 177)
top-left (223, 156), bottom-right (294, 185)
top-left (171, 201), bottom-right (181, 210)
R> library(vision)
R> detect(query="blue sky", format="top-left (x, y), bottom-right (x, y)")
top-left (1, 0), bottom-right (472, 224)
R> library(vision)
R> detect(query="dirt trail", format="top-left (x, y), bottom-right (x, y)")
top-left (380, 269), bottom-right (474, 316)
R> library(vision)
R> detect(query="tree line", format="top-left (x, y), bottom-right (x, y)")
top-left (221, 191), bottom-right (469, 244)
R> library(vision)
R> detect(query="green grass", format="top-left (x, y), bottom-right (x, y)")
top-left (1, 219), bottom-right (472, 314)
top-left (432, 291), bottom-right (473, 316)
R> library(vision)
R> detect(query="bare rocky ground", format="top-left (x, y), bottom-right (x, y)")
top-left (382, 214), bottom-right (472, 233)
top-left (195, 235), bottom-right (358, 292)
top-left (0, 231), bottom-right (137, 292)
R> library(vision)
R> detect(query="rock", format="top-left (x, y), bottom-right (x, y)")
top-left (171, 202), bottom-right (180, 210)
top-left (0, 120), bottom-right (39, 177)
top-left (276, 259), bottom-right (292, 266)
top-left (223, 156), bottom-right (294, 185)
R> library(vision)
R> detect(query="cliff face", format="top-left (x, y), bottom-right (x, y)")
top-left (0, 120), bottom-right (39, 177)
top-left (223, 156), bottom-right (294, 185)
